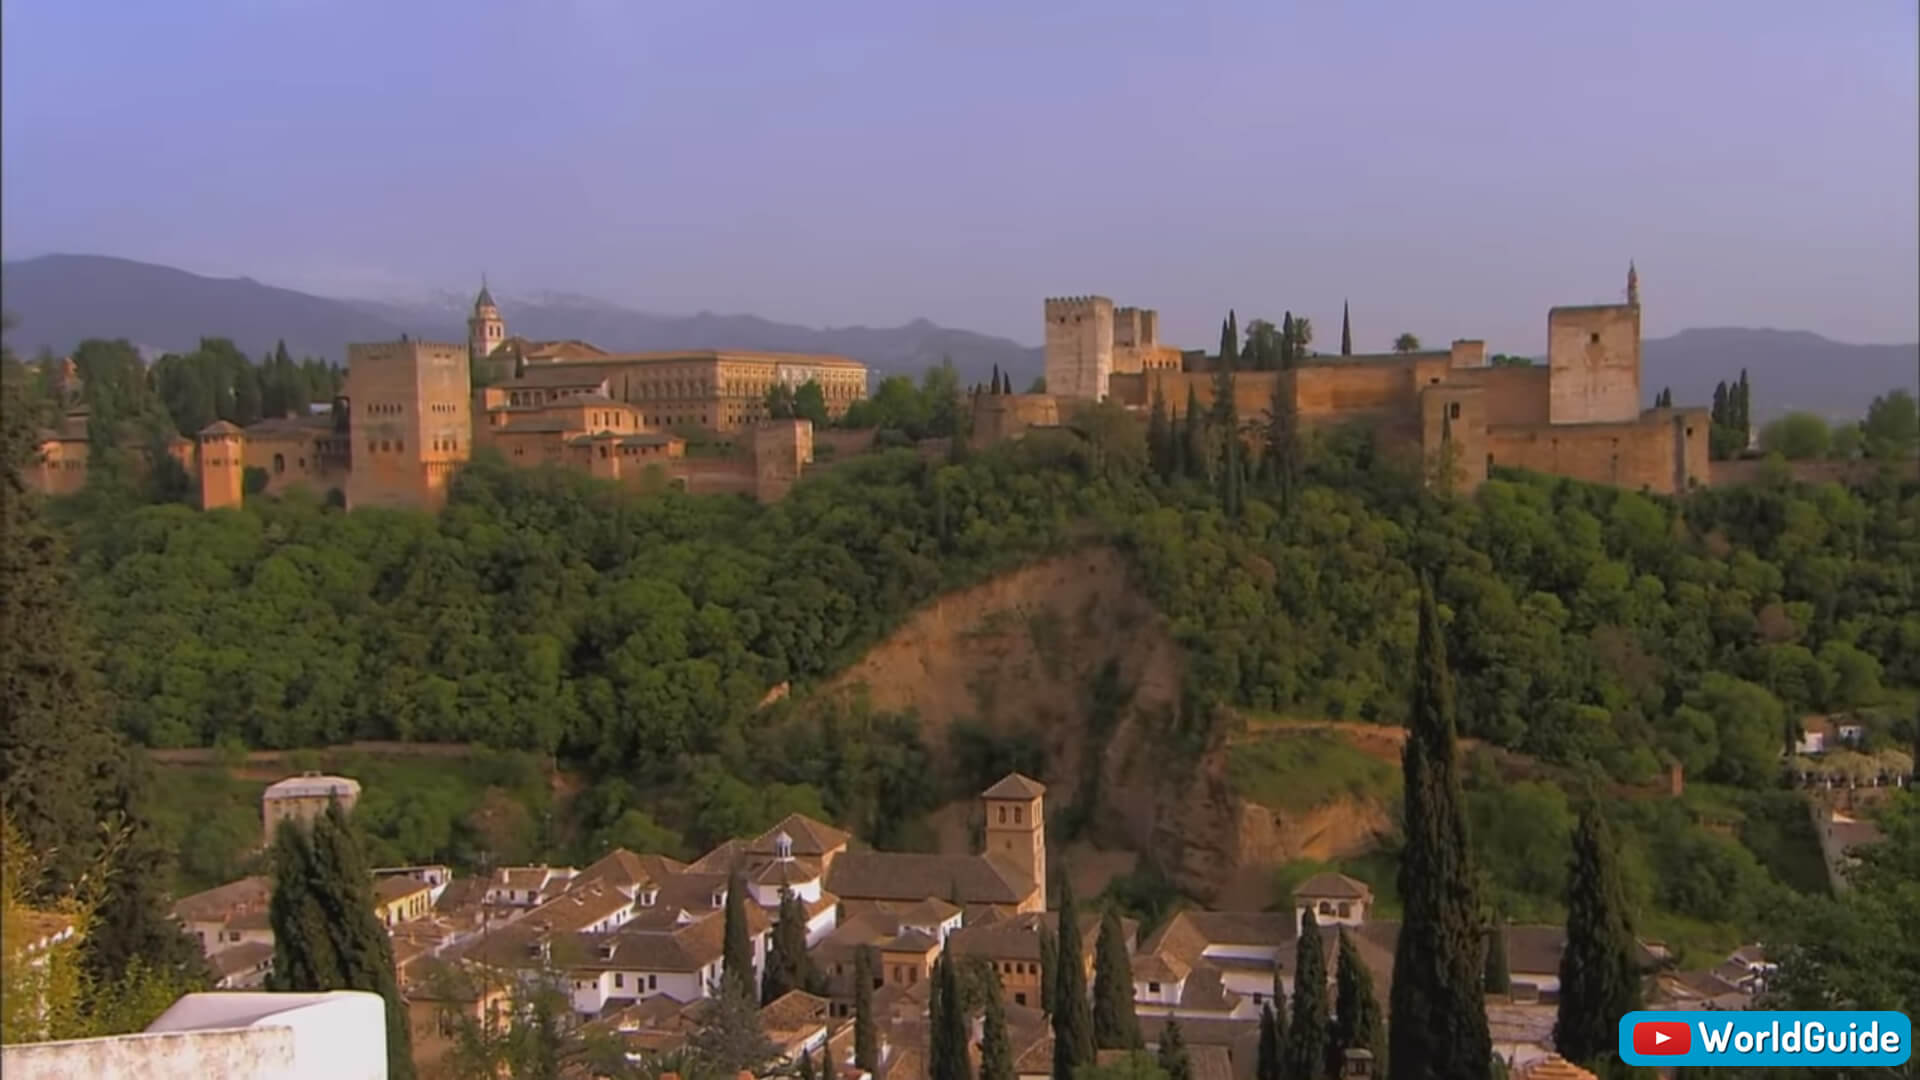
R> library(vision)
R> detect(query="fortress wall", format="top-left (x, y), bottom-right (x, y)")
top-left (970, 393), bottom-right (1061, 447)
top-left (1487, 408), bottom-right (1703, 495)
top-left (244, 431), bottom-right (349, 497)
top-left (1443, 365), bottom-right (1552, 426)
top-left (1421, 384), bottom-right (1490, 493)
top-left (1709, 457), bottom-right (1920, 488)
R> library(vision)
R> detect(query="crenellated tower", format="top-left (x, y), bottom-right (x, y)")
top-left (1043, 295), bottom-right (1115, 402)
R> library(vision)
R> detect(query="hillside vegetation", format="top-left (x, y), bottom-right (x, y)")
top-left (39, 393), bottom-right (1920, 955)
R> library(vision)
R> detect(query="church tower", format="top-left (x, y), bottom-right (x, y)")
top-left (467, 280), bottom-right (505, 374)
top-left (981, 773), bottom-right (1047, 911)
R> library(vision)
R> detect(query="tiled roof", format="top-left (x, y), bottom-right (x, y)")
top-left (826, 852), bottom-right (1031, 906)
top-left (375, 875), bottom-right (434, 904)
top-left (752, 814), bottom-right (853, 857)
top-left (946, 911), bottom-right (1095, 964)
top-left (199, 420), bottom-right (244, 436)
top-left (210, 941), bottom-right (275, 979)
top-left (1292, 873), bottom-right (1371, 900)
top-left (172, 876), bottom-right (272, 924)
top-left (572, 849), bottom-right (687, 894)
top-left (981, 774), bottom-right (1047, 800)
top-left (499, 366), bottom-right (613, 391)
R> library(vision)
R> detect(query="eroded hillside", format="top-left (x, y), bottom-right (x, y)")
top-left (816, 545), bottom-right (1399, 903)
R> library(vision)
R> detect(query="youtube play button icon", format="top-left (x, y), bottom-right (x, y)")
top-left (1634, 1021), bottom-right (1693, 1056)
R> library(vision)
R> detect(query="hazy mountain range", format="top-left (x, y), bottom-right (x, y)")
top-left (4, 254), bottom-right (1914, 421)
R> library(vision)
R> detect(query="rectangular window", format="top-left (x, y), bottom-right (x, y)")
top-left (615, 973), bottom-right (625, 988)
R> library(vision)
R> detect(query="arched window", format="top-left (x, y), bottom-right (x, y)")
top-left (273, 453), bottom-right (285, 474)
top-left (1318, 900), bottom-right (1334, 915)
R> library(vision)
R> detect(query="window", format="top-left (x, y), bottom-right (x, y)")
top-left (1013, 805), bottom-right (1023, 825)
top-left (1014, 993), bottom-right (1027, 1007)
top-left (1148, 981), bottom-right (1162, 994)
top-left (273, 453), bottom-right (285, 474)
top-left (1589, 332), bottom-right (1600, 344)
top-left (615, 973), bottom-right (625, 988)
top-left (997, 806), bottom-right (1007, 825)
top-left (1448, 402), bottom-right (1461, 420)
top-left (649, 974), bottom-right (657, 990)
top-left (1338, 901), bottom-right (1352, 917)
top-left (1319, 901), bottom-right (1333, 914)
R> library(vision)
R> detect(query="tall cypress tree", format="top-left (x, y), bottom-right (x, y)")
top-left (1147, 386), bottom-right (1172, 479)
top-left (981, 964), bottom-right (1016, 1080)
top-left (1263, 370), bottom-right (1298, 506)
top-left (1553, 802), bottom-right (1641, 1067)
top-left (1038, 924), bottom-right (1060, 1017)
top-left (763, 888), bottom-right (820, 1003)
top-left (272, 802), bottom-right (415, 1079)
top-left (1182, 387), bottom-right (1208, 482)
top-left (1331, 930), bottom-right (1384, 1075)
top-left (1340, 301), bottom-right (1353, 356)
top-left (800, 1048), bottom-right (817, 1080)
top-left (1158, 1018), bottom-right (1193, 1080)
top-left (932, 952), bottom-right (971, 1080)
top-left (1219, 311), bottom-right (1240, 372)
top-left (722, 867), bottom-right (753, 1000)
top-left (1092, 909), bottom-right (1142, 1049)
top-left (1216, 370), bottom-right (1243, 518)
top-left (1281, 313), bottom-right (1297, 371)
top-left (1483, 921), bottom-right (1509, 994)
top-left (854, 945), bottom-right (878, 1072)
top-left (1388, 578), bottom-right (1492, 1080)
top-left (1257, 1002), bottom-right (1283, 1080)
top-left (1051, 876), bottom-right (1095, 1080)
top-left (1285, 908), bottom-right (1330, 1080)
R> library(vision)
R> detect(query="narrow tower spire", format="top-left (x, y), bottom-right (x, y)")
top-left (1626, 262), bottom-right (1639, 307)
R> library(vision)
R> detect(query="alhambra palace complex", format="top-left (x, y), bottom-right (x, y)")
top-left (31, 266), bottom-right (1711, 509)
top-left (980, 263), bottom-right (1712, 496)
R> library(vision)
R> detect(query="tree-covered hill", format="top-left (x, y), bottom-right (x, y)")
top-left (53, 413), bottom-right (1919, 808)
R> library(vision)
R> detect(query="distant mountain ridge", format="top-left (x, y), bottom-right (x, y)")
top-left (4, 254), bottom-right (1913, 419)
top-left (1, 254), bottom-right (1044, 387)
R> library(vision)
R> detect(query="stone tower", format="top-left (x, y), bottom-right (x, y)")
top-left (981, 773), bottom-right (1047, 910)
top-left (1043, 296), bottom-right (1115, 402)
top-left (344, 340), bottom-right (474, 511)
top-left (197, 420), bottom-right (245, 510)
top-left (467, 281), bottom-right (505, 372)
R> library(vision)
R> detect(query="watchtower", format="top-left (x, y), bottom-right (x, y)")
top-left (1043, 296), bottom-right (1115, 402)
top-left (197, 420), bottom-right (246, 510)
top-left (467, 280), bottom-right (505, 371)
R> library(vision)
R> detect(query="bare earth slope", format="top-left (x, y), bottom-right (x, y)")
top-left (819, 545), bottom-right (1394, 903)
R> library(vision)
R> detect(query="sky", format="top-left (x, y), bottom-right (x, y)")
top-left (3, 0), bottom-right (1916, 355)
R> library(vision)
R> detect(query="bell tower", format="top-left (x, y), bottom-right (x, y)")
top-left (467, 279), bottom-right (505, 373)
top-left (981, 773), bottom-right (1047, 911)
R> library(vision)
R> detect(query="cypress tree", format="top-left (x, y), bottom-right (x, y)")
top-left (932, 952), bottom-right (971, 1080)
top-left (1711, 381), bottom-right (1728, 426)
top-left (800, 1048), bottom-right (817, 1080)
top-left (1092, 909), bottom-right (1142, 1049)
top-left (1257, 1003), bottom-right (1283, 1080)
top-left (981, 964), bottom-right (1016, 1080)
top-left (1038, 924), bottom-right (1060, 1016)
top-left (764, 887), bottom-right (819, 1003)
top-left (1735, 368), bottom-right (1751, 438)
top-left (1388, 577), bottom-right (1492, 1080)
top-left (1217, 372), bottom-right (1243, 518)
top-left (1263, 370), bottom-right (1298, 507)
top-left (722, 867), bottom-right (753, 999)
top-left (1331, 930), bottom-right (1384, 1075)
top-left (854, 945), bottom-right (878, 1072)
top-left (1340, 301), bottom-right (1353, 356)
top-left (1220, 311), bottom-right (1240, 372)
top-left (1182, 387), bottom-right (1207, 482)
top-left (1158, 1018), bottom-right (1192, 1080)
top-left (991, 365), bottom-right (1002, 396)
top-left (1483, 922), bottom-right (1509, 994)
top-left (1147, 386), bottom-right (1172, 479)
top-left (1281, 313), bottom-right (1297, 371)
top-left (272, 802), bottom-right (415, 1079)
top-left (1285, 907), bottom-right (1330, 1080)
top-left (1051, 876), bottom-right (1095, 1080)
top-left (1553, 802), bottom-right (1641, 1068)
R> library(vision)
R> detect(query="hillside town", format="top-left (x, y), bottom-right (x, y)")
top-left (139, 761), bottom-right (1900, 1080)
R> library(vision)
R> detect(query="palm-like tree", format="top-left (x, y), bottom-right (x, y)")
top-left (1292, 317), bottom-right (1314, 356)
top-left (1392, 333), bottom-right (1421, 354)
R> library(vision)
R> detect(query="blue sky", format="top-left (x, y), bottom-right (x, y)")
top-left (3, 0), bottom-right (1915, 353)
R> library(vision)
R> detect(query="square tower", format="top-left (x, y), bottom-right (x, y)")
top-left (1044, 296), bottom-right (1115, 402)
top-left (197, 420), bottom-right (246, 510)
top-left (981, 773), bottom-right (1047, 910)
top-left (345, 340), bottom-right (473, 511)
top-left (1545, 303), bottom-right (1641, 425)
